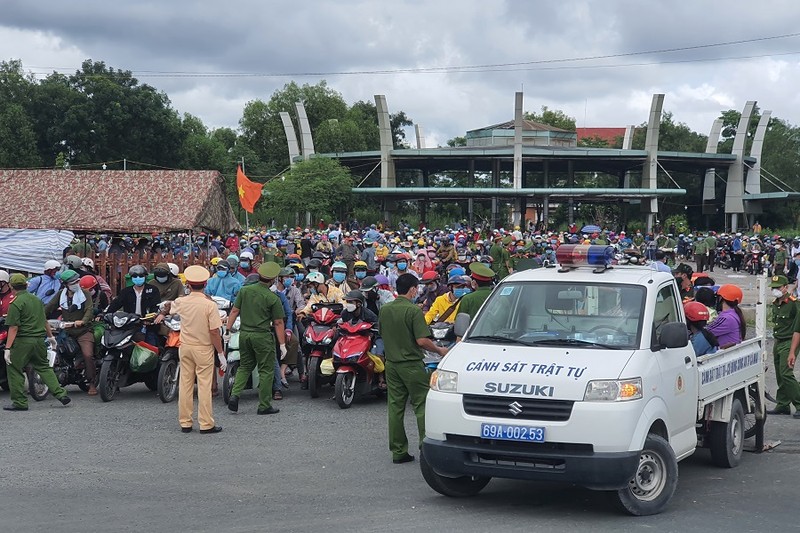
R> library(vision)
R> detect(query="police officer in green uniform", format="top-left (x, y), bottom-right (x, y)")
top-left (773, 242), bottom-right (788, 278)
top-left (458, 263), bottom-right (495, 320)
top-left (773, 275), bottom-right (800, 417)
top-left (225, 262), bottom-right (286, 415)
top-left (3, 274), bottom-right (71, 411)
top-left (488, 236), bottom-right (512, 280)
top-left (378, 273), bottom-right (448, 464)
top-left (693, 236), bottom-right (708, 273)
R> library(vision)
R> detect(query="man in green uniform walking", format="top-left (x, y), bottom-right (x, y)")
top-left (458, 263), bottom-right (496, 320)
top-left (774, 275), bottom-right (800, 417)
top-left (225, 262), bottom-right (286, 415)
top-left (3, 274), bottom-right (71, 411)
top-left (378, 273), bottom-right (449, 464)
top-left (773, 241), bottom-right (788, 278)
top-left (488, 235), bottom-right (512, 280)
top-left (693, 236), bottom-right (708, 273)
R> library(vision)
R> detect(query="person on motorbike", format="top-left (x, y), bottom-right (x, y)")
top-left (329, 261), bottom-right (356, 293)
top-left (27, 260), bottom-right (64, 305)
top-left (297, 272), bottom-right (345, 317)
top-left (417, 271), bottom-right (442, 313)
top-left (237, 250), bottom-right (255, 278)
top-left (352, 260), bottom-right (369, 285)
top-left (45, 270), bottom-right (97, 395)
top-left (107, 265), bottom-right (162, 346)
top-left (149, 262), bottom-right (185, 301)
top-left (204, 261), bottom-right (242, 303)
top-left (341, 290), bottom-right (384, 389)
top-left (0, 271), bottom-right (14, 316)
top-left (275, 267), bottom-right (306, 381)
top-left (80, 275), bottom-right (109, 315)
top-left (223, 255), bottom-right (245, 284)
top-left (425, 274), bottom-right (470, 325)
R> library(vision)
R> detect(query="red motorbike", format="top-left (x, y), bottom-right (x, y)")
top-left (302, 303), bottom-right (343, 398)
top-left (332, 320), bottom-right (381, 409)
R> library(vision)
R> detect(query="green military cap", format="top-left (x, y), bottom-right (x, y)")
top-left (469, 262), bottom-right (495, 281)
top-left (502, 235), bottom-right (513, 245)
top-left (278, 267), bottom-right (294, 277)
top-left (9, 273), bottom-right (28, 289)
top-left (770, 275), bottom-right (789, 288)
top-left (258, 261), bottom-right (281, 280)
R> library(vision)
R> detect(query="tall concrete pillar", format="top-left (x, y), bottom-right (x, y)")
top-left (642, 94), bottom-right (665, 232)
top-left (726, 101), bottom-right (756, 231)
top-left (468, 159), bottom-right (475, 227)
top-left (745, 111), bottom-right (771, 221)
top-left (491, 159), bottom-right (500, 229)
top-left (375, 95), bottom-right (396, 223)
top-left (622, 125), bottom-right (635, 188)
top-left (542, 160), bottom-right (550, 230)
top-left (279, 112), bottom-right (301, 166)
top-left (567, 160), bottom-right (575, 226)
top-left (294, 102), bottom-right (315, 160)
top-left (512, 92), bottom-right (524, 227)
top-left (703, 118), bottom-right (724, 206)
top-left (414, 124), bottom-right (426, 149)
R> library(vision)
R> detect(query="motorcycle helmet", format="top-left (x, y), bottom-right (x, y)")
top-left (683, 301), bottom-right (710, 322)
top-left (129, 265), bottom-right (148, 278)
top-left (306, 271), bottom-right (325, 285)
top-left (0, 271), bottom-right (9, 283)
top-left (359, 276), bottom-right (378, 291)
top-left (81, 257), bottom-right (95, 270)
top-left (79, 275), bottom-right (98, 290)
top-left (64, 255), bottom-right (83, 270)
top-left (44, 259), bottom-right (61, 272)
top-left (153, 263), bottom-right (170, 277)
top-left (210, 257), bottom-right (222, 266)
top-left (374, 274), bottom-right (390, 286)
top-left (717, 284), bottom-right (743, 305)
top-left (344, 290), bottom-right (366, 305)
top-left (312, 251), bottom-right (327, 260)
top-left (59, 269), bottom-right (80, 284)
top-left (240, 250), bottom-right (254, 261)
top-left (332, 261), bottom-right (347, 272)
top-left (167, 263), bottom-right (180, 277)
top-left (308, 258), bottom-right (322, 270)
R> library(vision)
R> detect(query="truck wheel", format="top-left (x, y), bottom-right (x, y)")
top-left (614, 434), bottom-right (678, 516)
top-left (420, 451), bottom-right (490, 497)
top-left (709, 397), bottom-right (744, 468)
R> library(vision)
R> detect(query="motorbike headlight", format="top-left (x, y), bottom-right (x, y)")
top-left (432, 328), bottom-right (448, 340)
top-left (430, 369), bottom-right (458, 393)
top-left (323, 337), bottom-right (332, 345)
top-left (113, 316), bottom-right (129, 328)
top-left (305, 334), bottom-right (313, 344)
top-left (584, 378), bottom-right (642, 402)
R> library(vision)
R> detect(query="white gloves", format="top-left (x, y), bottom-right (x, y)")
top-left (3, 349), bottom-right (10, 366)
top-left (217, 353), bottom-right (227, 372)
top-left (47, 337), bottom-right (57, 351)
top-left (279, 344), bottom-right (288, 361)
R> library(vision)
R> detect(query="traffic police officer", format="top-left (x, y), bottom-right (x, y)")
top-left (3, 273), bottom-right (71, 411)
top-left (162, 265), bottom-right (226, 433)
top-left (226, 262), bottom-right (287, 415)
top-left (457, 263), bottom-right (495, 320)
top-left (774, 275), bottom-right (800, 417)
top-left (378, 273), bottom-right (448, 464)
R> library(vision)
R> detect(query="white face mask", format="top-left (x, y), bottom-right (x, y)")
top-left (772, 288), bottom-right (785, 298)
top-left (68, 282), bottom-right (81, 293)
top-left (344, 303), bottom-right (357, 313)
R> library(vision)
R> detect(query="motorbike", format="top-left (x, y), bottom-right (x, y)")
top-left (47, 319), bottom-right (101, 394)
top-left (302, 303), bottom-right (342, 398)
top-left (745, 250), bottom-right (765, 275)
top-left (424, 321), bottom-right (456, 373)
top-left (156, 314), bottom-right (181, 403)
top-left (97, 311), bottom-right (161, 402)
top-left (715, 247), bottom-right (731, 270)
top-left (331, 319), bottom-right (381, 409)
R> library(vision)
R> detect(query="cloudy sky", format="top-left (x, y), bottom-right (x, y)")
top-left (3, 0), bottom-right (800, 147)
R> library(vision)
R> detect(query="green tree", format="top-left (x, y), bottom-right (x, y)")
top-left (265, 158), bottom-right (353, 222)
top-left (447, 136), bottom-right (467, 147)
top-left (524, 106), bottom-right (576, 131)
top-left (390, 111), bottom-right (413, 148)
top-left (0, 103), bottom-right (41, 167)
top-left (577, 135), bottom-right (610, 148)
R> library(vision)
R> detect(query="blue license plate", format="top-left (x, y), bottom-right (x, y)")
top-left (481, 423), bottom-right (545, 442)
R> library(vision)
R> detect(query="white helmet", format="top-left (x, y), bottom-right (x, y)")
top-left (240, 250), bottom-right (254, 260)
top-left (167, 263), bottom-right (180, 277)
top-left (0, 271), bottom-right (8, 283)
top-left (306, 272), bottom-right (325, 284)
top-left (44, 260), bottom-right (61, 271)
top-left (81, 257), bottom-right (95, 269)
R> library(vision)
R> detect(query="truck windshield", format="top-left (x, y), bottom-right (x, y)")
top-left (466, 282), bottom-right (646, 349)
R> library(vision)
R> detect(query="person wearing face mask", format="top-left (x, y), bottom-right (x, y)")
top-left (341, 290), bottom-right (378, 325)
top-left (360, 239), bottom-right (378, 274)
top-left (380, 253), bottom-right (398, 280)
top-left (224, 255), bottom-right (245, 284)
top-left (149, 262), bottom-right (185, 301)
top-left (424, 274), bottom-right (470, 325)
top-left (352, 260), bottom-right (369, 286)
top-left (264, 238), bottom-right (285, 267)
top-left (108, 265), bottom-right (162, 345)
top-left (237, 250), bottom-right (255, 278)
top-left (328, 261), bottom-right (355, 293)
top-left (417, 271), bottom-right (442, 313)
top-left (45, 270), bottom-right (97, 395)
top-left (683, 301), bottom-right (718, 357)
top-left (225, 231), bottom-right (240, 253)
top-left (27, 260), bottom-right (63, 305)
top-left (0, 271), bottom-right (15, 316)
top-left (705, 284), bottom-right (745, 349)
top-left (203, 262), bottom-right (242, 304)
top-left (297, 272), bottom-right (345, 317)
top-left (771, 276), bottom-right (800, 417)
top-left (80, 275), bottom-right (109, 316)
top-left (391, 253), bottom-right (411, 289)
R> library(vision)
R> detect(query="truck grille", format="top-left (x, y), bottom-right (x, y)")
top-left (462, 394), bottom-right (574, 422)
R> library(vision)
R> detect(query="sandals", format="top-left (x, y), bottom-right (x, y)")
top-left (273, 390), bottom-right (283, 401)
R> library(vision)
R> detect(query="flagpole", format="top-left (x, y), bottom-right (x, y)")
top-left (241, 156), bottom-right (249, 233)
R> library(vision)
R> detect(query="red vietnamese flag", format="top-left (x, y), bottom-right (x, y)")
top-left (236, 165), bottom-right (263, 214)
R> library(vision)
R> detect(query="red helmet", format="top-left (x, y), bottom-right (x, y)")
top-left (79, 276), bottom-right (98, 290)
top-left (717, 284), bottom-right (743, 305)
top-left (421, 271), bottom-right (439, 282)
top-left (683, 301), bottom-right (710, 322)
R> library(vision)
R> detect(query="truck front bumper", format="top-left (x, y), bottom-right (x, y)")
top-left (422, 435), bottom-right (640, 490)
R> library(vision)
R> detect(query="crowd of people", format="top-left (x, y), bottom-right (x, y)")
top-left (3, 218), bottom-right (800, 451)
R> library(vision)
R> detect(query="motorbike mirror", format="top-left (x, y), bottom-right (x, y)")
top-left (453, 313), bottom-right (471, 338)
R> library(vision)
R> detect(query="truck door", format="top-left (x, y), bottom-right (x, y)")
top-left (652, 283), bottom-right (697, 451)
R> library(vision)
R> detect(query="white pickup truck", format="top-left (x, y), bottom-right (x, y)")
top-left (422, 248), bottom-right (767, 516)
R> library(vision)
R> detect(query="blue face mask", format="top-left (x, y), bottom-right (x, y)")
top-left (131, 276), bottom-right (146, 287)
top-left (333, 272), bottom-right (346, 283)
top-left (216, 271), bottom-right (228, 279)
top-left (283, 277), bottom-right (294, 287)
top-left (355, 271), bottom-right (367, 279)
top-left (240, 261), bottom-right (250, 269)
top-left (397, 262), bottom-right (408, 271)
top-left (453, 287), bottom-right (472, 298)
top-left (296, 273), bottom-right (305, 281)
top-left (386, 262), bottom-right (395, 268)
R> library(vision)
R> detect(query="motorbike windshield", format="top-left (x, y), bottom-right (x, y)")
top-left (466, 281), bottom-right (646, 350)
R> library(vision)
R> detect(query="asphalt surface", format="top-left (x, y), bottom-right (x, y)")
top-left (1, 267), bottom-right (798, 533)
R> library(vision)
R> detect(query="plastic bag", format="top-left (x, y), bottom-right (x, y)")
top-left (320, 357), bottom-right (335, 376)
top-left (130, 343), bottom-right (158, 373)
top-left (368, 353), bottom-right (384, 373)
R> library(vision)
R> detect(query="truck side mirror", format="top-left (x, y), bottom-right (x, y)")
top-left (659, 322), bottom-right (689, 349)
top-left (453, 313), bottom-right (471, 338)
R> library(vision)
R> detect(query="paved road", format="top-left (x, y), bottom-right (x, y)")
top-left (2, 268), bottom-right (798, 532)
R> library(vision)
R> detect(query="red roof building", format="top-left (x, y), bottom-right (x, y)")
top-left (576, 127), bottom-right (627, 147)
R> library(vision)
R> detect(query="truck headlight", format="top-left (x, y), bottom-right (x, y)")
top-left (584, 378), bottom-right (642, 401)
top-left (431, 369), bottom-right (458, 393)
